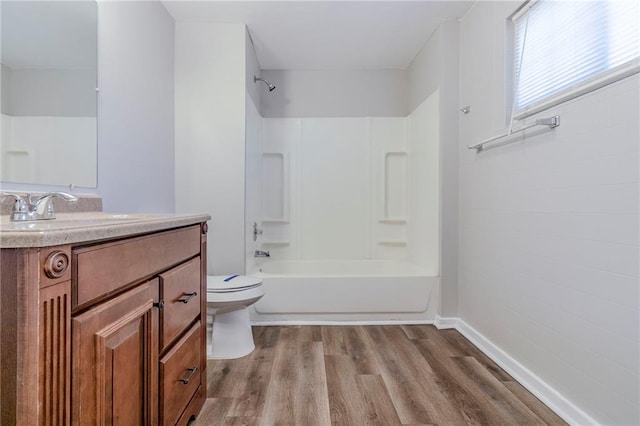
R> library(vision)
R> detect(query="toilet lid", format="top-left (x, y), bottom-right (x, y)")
top-left (207, 275), bottom-right (262, 293)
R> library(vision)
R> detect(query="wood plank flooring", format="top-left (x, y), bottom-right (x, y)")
top-left (193, 325), bottom-right (567, 426)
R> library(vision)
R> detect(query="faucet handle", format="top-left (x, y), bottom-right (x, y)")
top-left (1, 191), bottom-right (24, 201)
top-left (1, 192), bottom-right (29, 221)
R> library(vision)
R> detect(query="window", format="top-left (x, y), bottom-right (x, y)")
top-left (512, 0), bottom-right (639, 118)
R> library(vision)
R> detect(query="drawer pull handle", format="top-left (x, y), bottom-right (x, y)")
top-left (177, 292), bottom-right (198, 304)
top-left (179, 366), bottom-right (198, 384)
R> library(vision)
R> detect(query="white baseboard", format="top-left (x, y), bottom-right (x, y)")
top-left (456, 319), bottom-right (599, 426)
top-left (434, 315), bottom-right (458, 329)
top-left (252, 319), bottom-right (434, 326)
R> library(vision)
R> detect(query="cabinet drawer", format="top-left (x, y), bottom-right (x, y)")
top-left (73, 225), bottom-right (200, 309)
top-left (160, 322), bottom-right (201, 426)
top-left (160, 257), bottom-right (201, 350)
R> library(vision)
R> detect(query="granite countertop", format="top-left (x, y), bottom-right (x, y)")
top-left (0, 212), bottom-right (211, 248)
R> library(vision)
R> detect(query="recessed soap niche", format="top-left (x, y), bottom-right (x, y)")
top-left (382, 151), bottom-right (407, 221)
top-left (261, 152), bottom-right (289, 222)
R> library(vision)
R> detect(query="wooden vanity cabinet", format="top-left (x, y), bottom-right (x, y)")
top-left (0, 222), bottom-right (208, 426)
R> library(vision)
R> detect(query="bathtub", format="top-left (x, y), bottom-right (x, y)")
top-left (250, 259), bottom-right (439, 323)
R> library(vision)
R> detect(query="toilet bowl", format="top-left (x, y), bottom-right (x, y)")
top-left (206, 275), bottom-right (264, 359)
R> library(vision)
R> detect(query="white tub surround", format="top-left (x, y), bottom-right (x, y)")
top-left (258, 111), bottom-right (439, 269)
top-left (246, 93), bottom-right (441, 323)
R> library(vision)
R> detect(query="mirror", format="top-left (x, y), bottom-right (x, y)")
top-left (1, 0), bottom-right (97, 188)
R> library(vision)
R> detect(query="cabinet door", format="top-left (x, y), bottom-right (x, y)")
top-left (72, 280), bottom-right (158, 426)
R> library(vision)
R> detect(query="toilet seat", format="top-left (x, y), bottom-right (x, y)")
top-left (207, 275), bottom-right (262, 293)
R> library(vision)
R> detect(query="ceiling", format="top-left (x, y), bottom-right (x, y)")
top-left (162, 1), bottom-right (474, 70)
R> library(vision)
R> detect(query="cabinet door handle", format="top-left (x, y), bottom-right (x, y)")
top-left (153, 300), bottom-right (164, 309)
top-left (178, 366), bottom-right (198, 384)
top-left (177, 292), bottom-right (197, 304)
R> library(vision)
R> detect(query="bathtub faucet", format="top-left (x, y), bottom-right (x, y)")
top-left (254, 250), bottom-right (270, 258)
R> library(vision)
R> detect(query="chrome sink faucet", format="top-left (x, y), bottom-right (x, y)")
top-left (1, 192), bottom-right (78, 221)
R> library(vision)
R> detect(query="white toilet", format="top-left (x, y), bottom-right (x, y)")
top-left (206, 275), bottom-right (264, 359)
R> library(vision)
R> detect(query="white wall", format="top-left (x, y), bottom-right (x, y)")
top-left (175, 23), bottom-right (247, 275)
top-left (97, 2), bottom-right (175, 213)
top-left (407, 91), bottom-right (439, 273)
top-left (245, 30), bottom-right (263, 273)
top-left (407, 20), bottom-right (460, 316)
top-left (434, 21), bottom-right (460, 318)
top-left (458, 2), bottom-right (639, 424)
top-left (1, 64), bottom-right (11, 114)
top-left (245, 98), bottom-right (262, 274)
top-left (407, 26), bottom-right (441, 112)
top-left (245, 103), bottom-right (262, 271)
top-left (260, 69), bottom-right (408, 118)
top-left (245, 30), bottom-right (262, 115)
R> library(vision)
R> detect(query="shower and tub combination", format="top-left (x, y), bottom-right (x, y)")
top-left (245, 88), bottom-right (442, 324)
top-left (183, 43), bottom-right (442, 359)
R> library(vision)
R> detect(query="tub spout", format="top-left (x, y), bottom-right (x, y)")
top-left (254, 250), bottom-right (270, 258)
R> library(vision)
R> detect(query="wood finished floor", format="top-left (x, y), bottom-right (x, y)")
top-left (193, 325), bottom-right (567, 426)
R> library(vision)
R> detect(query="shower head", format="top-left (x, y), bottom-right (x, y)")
top-left (254, 76), bottom-right (276, 92)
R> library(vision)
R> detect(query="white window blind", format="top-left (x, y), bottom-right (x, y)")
top-left (513, 0), bottom-right (640, 116)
